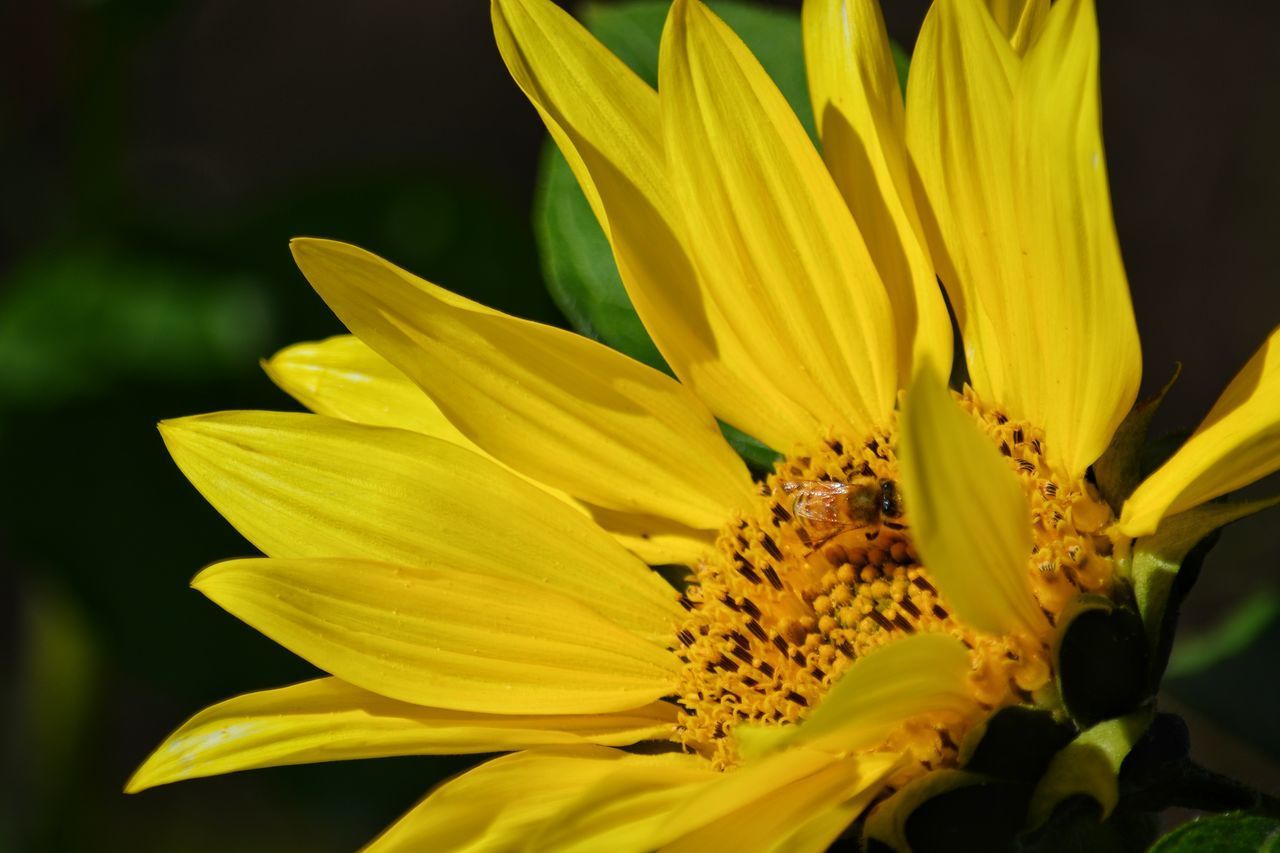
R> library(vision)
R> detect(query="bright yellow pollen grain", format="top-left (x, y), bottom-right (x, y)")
top-left (671, 389), bottom-right (1118, 771)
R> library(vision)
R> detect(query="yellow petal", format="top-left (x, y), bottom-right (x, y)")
top-left (160, 411), bottom-right (679, 639)
top-left (907, 0), bottom-right (1019, 417)
top-left (491, 0), bottom-right (658, 252)
top-left (908, 0), bottom-right (1140, 478)
top-left (263, 335), bottom-right (474, 444)
top-left (365, 746), bottom-right (714, 853)
top-left (193, 558), bottom-right (679, 715)
top-left (265, 335), bottom-right (714, 565)
top-left (290, 238), bottom-right (751, 532)
top-left (659, 751), bottom-right (901, 853)
top-left (533, 746), bottom-right (896, 853)
top-left (493, 0), bottom-right (818, 452)
top-left (802, 0), bottom-right (953, 385)
top-left (373, 744), bottom-right (893, 853)
top-left (528, 756), bottom-right (727, 852)
top-left (583, 502), bottom-right (715, 567)
top-left (1012, 0), bottom-right (1141, 477)
top-left (898, 363), bottom-right (1047, 636)
top-left (778, 764), bottom-right (904, 853)
top-left (987, 0), bottom-right (1049, 54)
top-left (1120, 326), bottom-right (1280, 537)
top-left (735, 632), bottom-right (977, 759)
top-left (126, 678), bottom-right (676, 793)
top-left (661, 0), bottom-right (898, 439)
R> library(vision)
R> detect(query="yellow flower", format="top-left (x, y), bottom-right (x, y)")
top-left (128, 0), bottom-right (1280, 849)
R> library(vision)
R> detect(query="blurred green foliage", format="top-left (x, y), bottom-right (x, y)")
top-left (0, 248), bottom-right (271, 407)
top-left (1167, 589), bottom-right (1280, 680)
top-left (3, 1), bottom-right (553, 849)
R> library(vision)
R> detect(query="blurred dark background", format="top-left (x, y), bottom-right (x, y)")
top-left (2, 1), bottom-right (1278, 850)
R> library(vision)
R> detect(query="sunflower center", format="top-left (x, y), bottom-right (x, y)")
top-left (671, 390), bottom-right (1118, 769)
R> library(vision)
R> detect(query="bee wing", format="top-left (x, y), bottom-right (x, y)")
top-left (785, 481), bottom-right (850, 524)
top-left (780, 479), bottom-right (849, 495)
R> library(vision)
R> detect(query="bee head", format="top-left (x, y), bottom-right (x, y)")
top-left (879, 479), bottom-right (902, 518)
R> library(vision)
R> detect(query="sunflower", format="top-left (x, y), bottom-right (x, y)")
top-left (128, 0), bottom-right (1280, 849)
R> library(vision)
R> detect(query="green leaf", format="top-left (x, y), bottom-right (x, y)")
top-left (533, 0), bottom-right (832, 465)
top-left (706, 1), bottom-right (817, 136)
top-left (891, 41), bottom-right (911, 94)
top-left (719, 421), bottom-right (782, 472)
top-left (582, 0), bottom-right (669, 86)
top-left (1149, 813), bottom-right (1280, 852)
top-left (533, 145), bottom-right (669, 373)
top-left (1166, 588), bottom-right (1280, 679)
top-left (1028, 709), bottom-right (1154, 829)
top-left (1094, 364), bottom-right (1180, 512)
top-left (1129, 498), bottom-right (1280, 683)
top-left (580, 1), bottom-right (817, 132)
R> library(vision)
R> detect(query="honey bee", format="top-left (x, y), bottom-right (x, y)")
top-left (781, 478), bottom-right (902, 548)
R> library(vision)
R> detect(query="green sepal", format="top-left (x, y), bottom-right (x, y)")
top-left (1017, 795), bottom-right (1160, 853)
top-left (1127, 756), bottom-right (1260, 817)
top-left (958, 705), bottom-right (1075, 785)
top-left (1053, 595), bottom-right (1151, 727)
top-left (1120, 713), bottom-right (1259, 816)
top-left (1027, 708), bottom-right (1154, 829)
top-left (1093, 364), bottom-right (1180, 513)
top-left (861, 710), bottom-right (1077, 851)
top-left (861, 711), bottom-right (1225, 851)
top-left (1137, 429), bottom-right (1191, 480)
top-left (1129, 497), bottom-right (1280, 684)
top-left (864, 769), bottom-right (1028, 853)
top-left (1148, 812), bottom-right (1280, 852)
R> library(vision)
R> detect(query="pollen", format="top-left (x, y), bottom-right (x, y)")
top-left (671, 389), bottom-right (1118, 770)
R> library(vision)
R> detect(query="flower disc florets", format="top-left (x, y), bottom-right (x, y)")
top-left (673, 389), bottom-right (1119, 771)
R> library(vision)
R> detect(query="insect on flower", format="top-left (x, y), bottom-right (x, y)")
top-left (782, 477), bottom-right (904, 548)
